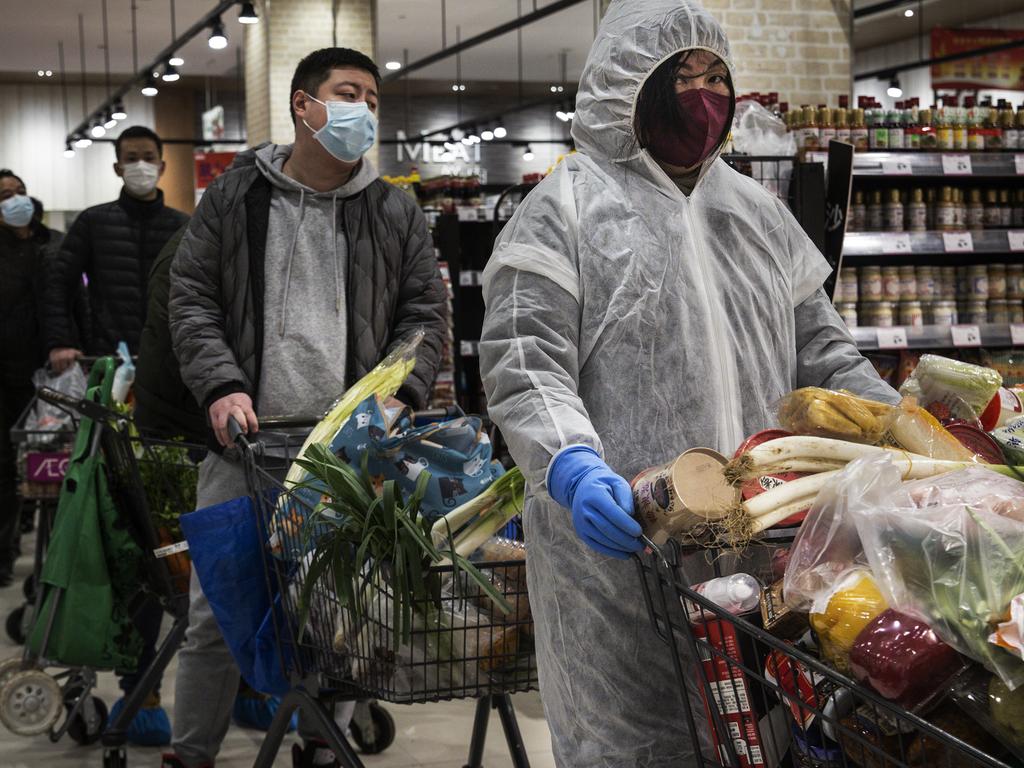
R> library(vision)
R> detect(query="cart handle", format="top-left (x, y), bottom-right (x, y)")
top-left (36, 386), bottom-right (119, 423)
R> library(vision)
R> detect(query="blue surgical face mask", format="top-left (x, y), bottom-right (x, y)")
top-left (1, 194), bottom-right (34, 228)
top-left (302, 93), bottom-right (377, 163)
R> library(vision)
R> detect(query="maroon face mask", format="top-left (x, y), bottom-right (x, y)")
top-left (645, 88), bottom-right (732, 169)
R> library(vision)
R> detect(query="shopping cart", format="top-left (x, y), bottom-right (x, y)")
top-left (0, 362), bottom-right (199, 767)
top-left (225, 417), bottom-right (537, 768)
top-left (635, 538), bottom-right (1016, 768)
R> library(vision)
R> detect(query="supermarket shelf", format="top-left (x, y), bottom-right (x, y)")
top-left (841, 230), bottom-right (1024, 265)
top-left (853, 323), bottom-right (1021, 351)
top-left (806, 150), bottom-right (1024, 178)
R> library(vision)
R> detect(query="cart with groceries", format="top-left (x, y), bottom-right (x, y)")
top-left (177, 332), bottom-right (536, 768)
top-left (0, 355), bottom-right (200, 768)
top-left (632, 356), bottom-right (1024, 767)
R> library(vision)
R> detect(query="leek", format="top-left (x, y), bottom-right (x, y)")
top-left (430, 468), bottom-right (525, 561)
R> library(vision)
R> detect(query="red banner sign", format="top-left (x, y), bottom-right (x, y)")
top-left (194, 151), bottom-right (237, 193)
top-left (931, 27), bottom-right (1024, 91)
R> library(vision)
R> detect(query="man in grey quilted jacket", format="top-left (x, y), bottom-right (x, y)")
top-left (165, 48), bottom-right (446, 768)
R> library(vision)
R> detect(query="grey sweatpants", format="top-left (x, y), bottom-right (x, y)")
top-left (172, 453), bottom-right (354, 767)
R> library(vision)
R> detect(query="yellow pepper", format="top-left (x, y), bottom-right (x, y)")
top-left (810, 571), bottom-right (888, 672)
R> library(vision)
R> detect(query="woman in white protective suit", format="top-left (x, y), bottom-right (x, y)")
top-left (479, 1), bottom-right (899, 766)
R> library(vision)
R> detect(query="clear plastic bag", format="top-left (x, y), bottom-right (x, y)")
top-left (25, 364), bottom-right (87, 443)
top-left (899, 354), bottom-right (1001, 422)
top-left (732, 100), bottom-right (797, 156)
top-left (949, 666), bottom-right (1024, 756)
top-left (776, 387), bottom-right (898, 444)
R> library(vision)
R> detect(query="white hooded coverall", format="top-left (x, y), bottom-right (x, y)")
top-left (480, 1), bottom-right (899, 765)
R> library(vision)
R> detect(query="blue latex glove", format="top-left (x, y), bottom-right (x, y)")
top-left (548, 446), bottom-right (644, 559)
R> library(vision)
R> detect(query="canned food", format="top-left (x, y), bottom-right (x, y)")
top-left (859, 266), bottom-right (883, 301)
top-left (967, 265), bottom-right (990, 299)
top-left (838, 302), bottom-right (858, 328)
top-left (881, 266), bottom-right (901, 301)
top-left (898, 301), bottom-right (924, 328)
top-left (989, 300), bottom-right (1011, 325)
top-left (898, 265), bottom-right (917, 300)
top-left (630, 449), bottom-right (738, 546)
top-left (988, 264), bottom-right (1007, 300)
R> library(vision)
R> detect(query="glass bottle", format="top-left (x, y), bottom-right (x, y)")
top-left (999, 189), bottom-right (1012, 228)
top-left (962, 97), bottom-right (979, 151)
top-left (867, 190), bottom-right (885, 231)
top-left (1013, 189), bottom-right (1024, 228)
top-left (1002, 101), bottom-right (1018, 151)
top-left (819, 105), bottom-right (836, 146)
top-left (907, 188), bottom-right (927, 232)
top-left (935, 186), bottom-right (955, 231)
top-left (888, 102), bottom-right (905, 150)
top-left (983, 189), bottom-right (1001, 229)
top-left (869, 103), bottom-right (889, 150)
top-left (884, 189), bottom-right (904, 232)
top-left (801, 105), bottom-right (821, 151)
top-left (925, 188), bottom-right (937, 229)
top-left (967, 189), bottom-right (985, 232)
top-left (936, 105), bottom-right (954, 150)
top-left (849, 190), bottom-right (867, 231)
top-left (904, 99), bottom-right (920, 151)
top-left (983, 100), bottom-right (1001, 151)
top-left (851, 108), bottom-right (869, 151)
top-left (919, 108), bottom-right (937, 151)
top-left (952, 188), bottom-right (965, 231)
top-left (835, 107), bottom-right (850, 144)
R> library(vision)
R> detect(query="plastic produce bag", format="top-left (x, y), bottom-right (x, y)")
top-left (808, 570), bottom-right (888, 672)
top-left (949, 666), bottom-right (1024, 756)
top-left (732, 99), bottom-right (797, 156)
top-left (777, 387), bottom-right (898, 444)
top-left (889, 397), bottom-right (978, 461)
top-left (852, 463), bottom-right (1024, 690)
top-left (990, 593), bottom-right (1024, 661)
top-left (992, 416), bottom-right (1024, 465)
top-left (25, 364), bottom-right (88, 443)
top-left (899, 354), bottom-right (1001, 422)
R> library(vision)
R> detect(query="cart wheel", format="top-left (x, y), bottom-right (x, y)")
top-left (350, 702), bottom-right (395, 755)
top-left (67, 695), bottom-right (109, 746)
top-left (5, 606), bottom-right (27, 645)
top-left (0, 658), bottom-right (25, 689)
top-left (0, 670), bottom-right (64, 736)
top-left (22, 574), bottom-right (36, 602)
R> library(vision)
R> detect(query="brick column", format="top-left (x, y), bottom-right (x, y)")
top-left (703, 0), bottom-right (851, 107)
top-left (245, 0), bottom-right (377, 165)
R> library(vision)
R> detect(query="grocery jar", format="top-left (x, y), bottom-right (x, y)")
top-left (967, 264), bottom-right (989, 299)
top-left (988, 299), bottom-right (1011, 325)
top-left (930, 300), bottom-right (957, 326)
top-left (838, 302), bottom-right (858, 328)
top-left (940, 266), bottom-right (957, 300)
top-left (965, 299), bottom-right (988, 325)
top-left (840, 270), bottom-right (859, 303)
top-left (873, 301), bottom-right (894, 327)
top-left (859, 266), bottom-right (883, 301)
top-left (916, 266), bottom-right (937, 301)
top-left (988, 263), bottom-right (1007, 299)
top-left (898, 301), bottom-right (924, 328)
top-left (881, 266), bottom-right (900, 301)
top-left (1010, 301), bottom-right (1024, 324)
top-left (955, 266), bottom-right (969, 299)
top-left (1008, 264), bottom-right (1024, 300)
top-left (897, 265), bottom-right (917, 300)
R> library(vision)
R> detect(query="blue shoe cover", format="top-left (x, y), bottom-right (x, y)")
top-left (110, 697), bottom-right (172, 747)
top-left (232, 693), bottom-right (298, 732)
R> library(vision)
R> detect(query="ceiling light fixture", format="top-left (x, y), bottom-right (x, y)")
top-left (385, 61), bottom-right (402, 71)
top-left (904, 8), bottom-right (914, 17)
top-left (886, 76), bottom-right (903, 98)
top-left (103, 110), bottom-right (117, 130)
top-left (556, 110), bottom-right (569, 122)
top-left (481, 130), bottom-right (494, 141)
top-left (162, 63), bottom-right (180, 82)
top-left (63, 141), bottom-right (76, 158)
top-left (90, 120), bottom-right (106, 139)
top-left (169, 55), bottom-right (184, 66)
top-left (208, 16), bottom-right (228, 49)
top-left (141, 75), bottom-right (159, 97)
top-left (238, 2), bottom-right (259, 24)
top-left (493, 125), bottom-right (507, 139)
top-left (74, 135), bottom-right (92, 149)
top-left (111, 100), bottom-right (127, 120)
top-left (523, 145), bottom-right (535, 162)
top-left (37, 70), bottom-right (44, 77)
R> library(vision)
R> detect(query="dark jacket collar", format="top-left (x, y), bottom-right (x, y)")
top-left (118, 187), bottom-right (166, 220)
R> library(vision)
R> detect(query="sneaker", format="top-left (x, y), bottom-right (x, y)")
top-left (110, 697), bottom-right (171, 747)
top-left (232, 691), bottom-right (297, 732)
top-left (292, 740), bottom-right (339, 768)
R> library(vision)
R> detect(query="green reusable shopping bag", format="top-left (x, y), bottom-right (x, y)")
top-left (27, 358), bottom-right (143, 670)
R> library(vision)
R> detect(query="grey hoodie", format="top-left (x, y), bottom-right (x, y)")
top-left (253, 143), bottom-right (378, 418)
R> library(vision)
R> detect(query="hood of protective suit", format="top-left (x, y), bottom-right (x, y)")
top-left (572, 0), bottom-right (734, 180)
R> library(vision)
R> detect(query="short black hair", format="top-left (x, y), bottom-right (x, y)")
top-left (289, 47), bottom-right (381, 124)
top-left (115, 126), bottom-right (163, 161)
top-left (0, 168), bottom-right (26, 189)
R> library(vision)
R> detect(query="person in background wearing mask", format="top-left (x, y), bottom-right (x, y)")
top-left (166, 47), bottom-right (446, 768)
top-left (41, 127), bottom-right (188, 748)
top-left (44, 126), bottom-right (189, 370)
top-left (479, 2), bottom-right (898, 766)
top-left (0, 170), bottom-right (64, 587)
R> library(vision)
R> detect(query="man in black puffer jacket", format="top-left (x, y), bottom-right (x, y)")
top-left (165, 48), bottom-right (446, 768)
top-left (44, 126), bottom-right (189, 371)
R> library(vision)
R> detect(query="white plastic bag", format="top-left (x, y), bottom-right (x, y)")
top-left (731, 100), bottom-right (797, 156)
top-left (25, 364), bottom-right (88, 444)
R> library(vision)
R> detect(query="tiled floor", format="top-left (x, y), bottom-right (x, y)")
top-left (0, 530), bottom-right (555, 768)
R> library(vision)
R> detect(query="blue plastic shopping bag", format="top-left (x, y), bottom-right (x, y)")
top-left (180, 495), bottom-right (293, 696)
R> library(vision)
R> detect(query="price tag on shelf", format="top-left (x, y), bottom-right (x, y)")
top-left (876, 327), bottom-right (908, 349)
top-left (459, 340), bottom-right (480, 357)
top-left (951, 325), bottom-right (982, 348)
top-left (458, 270), bottom-right (483, 287)
top-left (1016, 155), bottom-right (1024, 175)
top-left (941, 154), bottom-right (973, 175)
top-left (882, 157), bottom-right (913, 175)
top-left (880, 233), bottom-right (912, 254)
top-left (1008, 231), bottom-right (1024, 252)
top-left (1012, 325), bottom-right (1024, 346)
top-left (942, 231), bottom-right (974, 253)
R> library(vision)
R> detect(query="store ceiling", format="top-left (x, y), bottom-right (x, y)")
top-left (853, 0), bottom-right (1024, 51)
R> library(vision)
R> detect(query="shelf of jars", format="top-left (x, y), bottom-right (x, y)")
top-left (806, 150), bottom-right (1024, 178)
top-left (852, 323), bottom-right (1023, 351)
top-left (841, 230), bottom-right (1024, 266)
